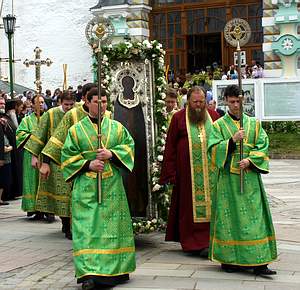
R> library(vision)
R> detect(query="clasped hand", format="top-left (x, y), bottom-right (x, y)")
top-left (232, 129), bottom-right (245, 143)
top-left (89, 148), bottom-right (112, 173)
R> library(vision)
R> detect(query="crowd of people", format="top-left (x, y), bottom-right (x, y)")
top-left (0, 79), bottom-right (277, 289)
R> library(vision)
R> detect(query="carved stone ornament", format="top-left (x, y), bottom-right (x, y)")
top-left (110, 62), bottom-right (147, 109)
top-left (224, 18), bottom-right (251, 47)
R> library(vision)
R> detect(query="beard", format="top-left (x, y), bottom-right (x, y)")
top-left (188, 106), bottom-right (206, 124)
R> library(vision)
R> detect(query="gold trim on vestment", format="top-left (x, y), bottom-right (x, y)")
top-left (213, 235), bottom-right (276, 246)
top-left (185, 108), bottom-right (210, 223)
top-left (85, 169), bottom-right (113, 179)
top-left (30, 135), bottom-right (45, 146)
top-left (117, 122), bottom-right (122, 143)
top-left (77, 271), bottom-right (133, 279)
top-left (72, 109), bottom-right (78, 124)
top-left (200, 121), bottom-right (211, 222)
top-left (255, 119), bottom-right (260, 144)
top-left (65, 160), bottom-right (88, 182)
top-left (211, 257), bottom-right (276, 267)
top-left (61, 154), bottom-right (83, 169)
top-left (42, 151), bottom-right (61, 166)
top-left (70, 126), bottom-right (79, 145)
top-left (80, 121), bottom-right (95, 150)
top-left (36, 191), bottom-right (70, 201)
top-left (73, 247), bottom-right (135, 257)
top-left (23, 194), bottom-right (36, 199)
top-left (111, 149), bottom-right (133, 172)
top-left (50, 136), bottom-right (64, 148)
top-left (249, 151), bottom-right (267, 157)
top-left (49, 109), bottom-right (54, 132)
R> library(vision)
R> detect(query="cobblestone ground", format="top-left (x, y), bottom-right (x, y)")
top-left (0, 159), bottom-right (300, 290)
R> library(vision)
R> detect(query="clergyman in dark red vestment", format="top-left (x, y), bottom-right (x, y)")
top-left (159, 86), bottom-right (218, 256)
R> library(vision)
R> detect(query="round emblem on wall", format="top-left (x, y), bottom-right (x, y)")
top-left (273, 34), bottom-right (299, 56)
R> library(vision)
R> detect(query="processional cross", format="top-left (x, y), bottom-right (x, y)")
top-left (23, 47), bottom-right (53, 119)
top-left (224, 18), bottom-right (251, 194)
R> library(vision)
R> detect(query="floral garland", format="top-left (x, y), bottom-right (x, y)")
top-left (91, 40), bottom-right (170, 231)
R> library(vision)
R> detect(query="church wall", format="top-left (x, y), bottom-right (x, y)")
top-left (0, 0), bottom-right (97, 92)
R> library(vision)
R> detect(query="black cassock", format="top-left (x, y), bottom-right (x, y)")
top-left (0, 112), bottom-right (22, 200)
top-left (113, 76), bottom-right (148, 217)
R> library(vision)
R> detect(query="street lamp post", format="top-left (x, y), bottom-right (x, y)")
top-left (3, 14), bottom-right (16, 99)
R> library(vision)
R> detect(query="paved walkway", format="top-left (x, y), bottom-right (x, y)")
top-left (0, 159), bottom-right (300, 290)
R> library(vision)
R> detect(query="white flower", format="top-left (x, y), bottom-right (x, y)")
top-left (108, 44), bottom-right (113, 49)
top-left (150, 226), bottom-right (155, 232)
top-left (151, 218), bottom-right (157, 224)
top-left (157, 155), bottom-right (163, 162)
top-left (161, 92), bottom-right (166, 99)
top-left (125, 41), bottom-right (133, 48)
top-left (103, 55), bottom-right (108, 62)
top-left (152, 184), bottom-right (161, 192)
top-left (159, 57), bottom-right (164, 64)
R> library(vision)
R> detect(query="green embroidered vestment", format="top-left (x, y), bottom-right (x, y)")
top-left (25, 107), bottom-right (72, 217)
top-left (61, 116), bottom-right (136, 279)
top-left (208, 113), bottom-right (277, 266)
top-left (16, 113), bottom-right (39, 212)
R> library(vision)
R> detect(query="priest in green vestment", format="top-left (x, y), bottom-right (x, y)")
top-left (61, 87), bottom-right (135, 289)
top-left (16, 96), bottom-right (45, 218)
top-left (25, 92), bottom-right (75, 235)
top-left (42, 83), bottom-right (111, 166)
top-left (208, 85), bottom-right (277, 276)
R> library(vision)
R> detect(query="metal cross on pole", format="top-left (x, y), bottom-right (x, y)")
top-left (224, 18), bottom-right (251, 194)
top-left (23, 47), bottom-right (53, 119)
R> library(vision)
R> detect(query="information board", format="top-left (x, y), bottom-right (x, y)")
top-left (263, 81), bottom-right (300, 120)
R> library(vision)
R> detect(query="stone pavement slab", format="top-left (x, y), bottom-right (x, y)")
top-left (0, 159), bottom-right (300, 289)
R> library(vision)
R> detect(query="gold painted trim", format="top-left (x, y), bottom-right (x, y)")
top-left (73, 247), bottom-right (135, 257)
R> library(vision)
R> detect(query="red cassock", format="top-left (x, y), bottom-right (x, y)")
top-left (159, 108), bottom-right (219, 251)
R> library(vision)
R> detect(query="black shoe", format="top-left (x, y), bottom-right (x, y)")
top-left (199, 247), bottom-right (209, 258)
top-left (30, 213), bottom-right (45, 220)
top-left (221, 264), bottom-right (241, 273)
top-left (0, 201), bottom-right (9, 206)
top-left (65, 231), bottom-right (72, 240)
top-left (82, 279), bottom-right (95, 290)
top-left (45, 213), bottom-right (55, 223)
top-left (254, 266), bottom-right (277, 276)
